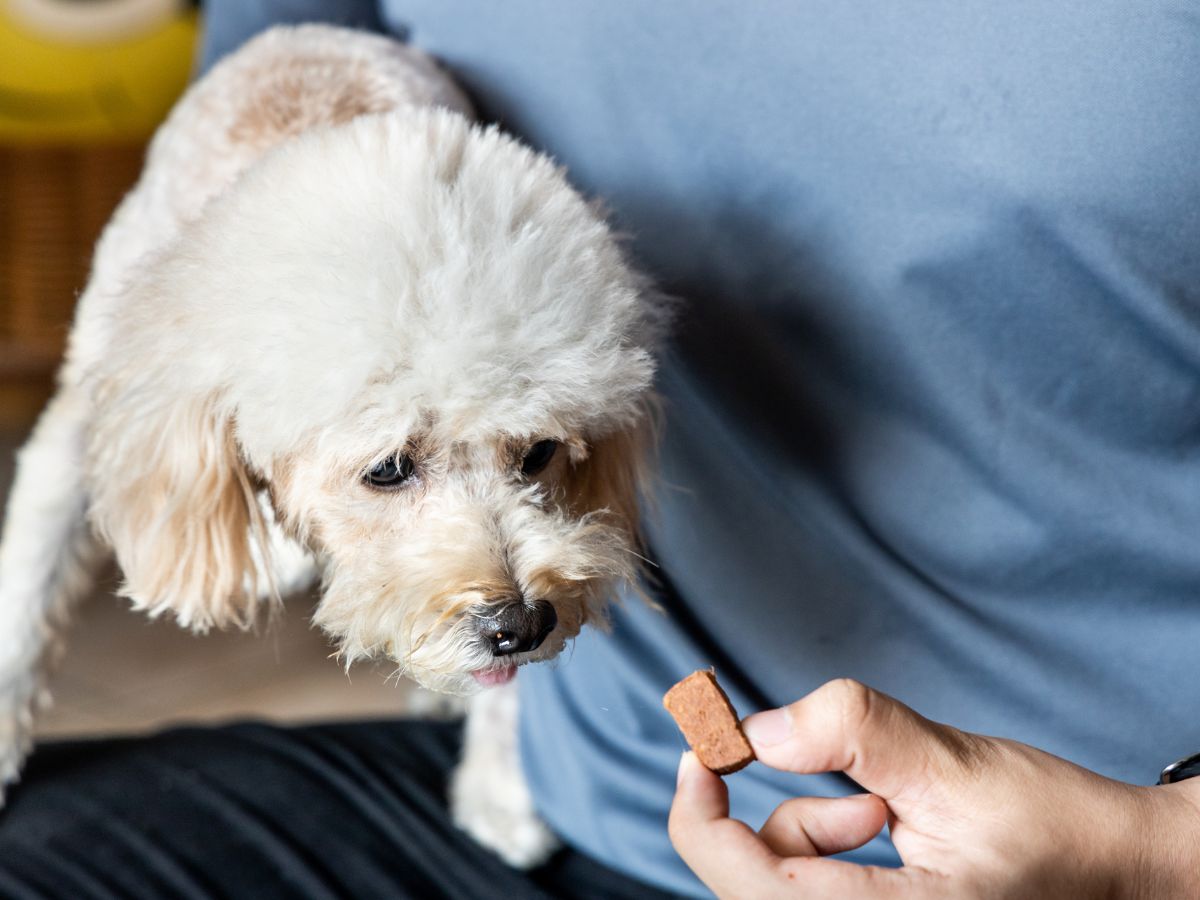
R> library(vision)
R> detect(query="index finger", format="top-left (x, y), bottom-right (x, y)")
top-left (668, 752), bottom-right (920, 899)
top-left (668, 751), bottom-right (781, 895)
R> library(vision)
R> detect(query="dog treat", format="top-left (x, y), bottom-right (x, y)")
top-left (663, 669), bottom-right (755, 775)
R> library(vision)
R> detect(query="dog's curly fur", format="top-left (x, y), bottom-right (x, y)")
top-left (0, 24), bottom-right (665, 866)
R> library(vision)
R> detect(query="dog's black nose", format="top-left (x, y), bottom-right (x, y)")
top-left (478, 600), bottom-right (558, 657)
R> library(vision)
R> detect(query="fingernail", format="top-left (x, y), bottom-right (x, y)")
top-left (677, 750), bottom-right (695, 786)
top-left (742, 707), bottom-right (793, 747)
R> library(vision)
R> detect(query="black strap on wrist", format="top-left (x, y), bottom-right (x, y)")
top-left (1159, 752), bottom-right (1200, 785)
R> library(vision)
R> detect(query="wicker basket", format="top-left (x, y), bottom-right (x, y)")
top-left (0, 143), bottom-right (145, 376)
top-left (0, 143), bottom-right (144, 425)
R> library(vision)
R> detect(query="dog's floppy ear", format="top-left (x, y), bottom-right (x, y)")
top-left (86, 389), bottom-right (274, 631)
top-left (567, 398), bottom-right (661, 548)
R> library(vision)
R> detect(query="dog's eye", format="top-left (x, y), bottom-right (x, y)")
top-left (521, 439), bottom-right (559, 477)
top-left (364, 455), bottom-right (415, 489)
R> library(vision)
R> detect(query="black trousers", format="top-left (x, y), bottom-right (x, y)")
top-left (0, 720), bottom-right (683, 899)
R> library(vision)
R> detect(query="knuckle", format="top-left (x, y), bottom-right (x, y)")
top-left (824, 678), bottom-right (875, 731)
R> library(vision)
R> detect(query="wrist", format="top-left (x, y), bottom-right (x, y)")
top-left (1128, 779), bottom-right (1200, 899)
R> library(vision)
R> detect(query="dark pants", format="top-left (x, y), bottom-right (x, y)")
top-left (0, 720), bottom-right (682, 899)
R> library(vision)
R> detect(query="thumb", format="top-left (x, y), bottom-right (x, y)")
top-left (743, 679), bottom-right (985, 803)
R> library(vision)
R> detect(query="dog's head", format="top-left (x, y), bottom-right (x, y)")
top-left (86, 109), bottom-right (666, 693)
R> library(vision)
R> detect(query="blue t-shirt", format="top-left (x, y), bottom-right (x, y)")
top-left (203, 3), bottom-right (1200, 896)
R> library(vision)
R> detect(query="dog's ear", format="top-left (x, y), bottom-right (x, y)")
top-left (87, 391), bottom-right (274, 631)
top-left (567, 398), bottom-right (660, 548)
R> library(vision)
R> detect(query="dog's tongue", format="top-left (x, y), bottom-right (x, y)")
top-left (471, 665), bottom-right (517, 688)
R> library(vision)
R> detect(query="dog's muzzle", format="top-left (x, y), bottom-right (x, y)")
top-left (475, 600), bottom-right (558, 657)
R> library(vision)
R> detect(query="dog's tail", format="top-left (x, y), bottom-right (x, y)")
top-left (0, 385), bottom-right (103, 792)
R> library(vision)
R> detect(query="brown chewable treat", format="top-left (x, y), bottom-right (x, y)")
top-left (663, 669), bottom-right (756, 775)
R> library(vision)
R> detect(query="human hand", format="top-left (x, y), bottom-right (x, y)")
top-left (669, 679), bottom-right (1200, 898)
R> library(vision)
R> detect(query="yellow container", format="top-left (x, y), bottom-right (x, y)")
top-left (0, 1), bottom-right (198, 424)
top-left (0, 0), bottom-right (198, 143)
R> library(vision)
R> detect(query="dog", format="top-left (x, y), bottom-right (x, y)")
top-left (0, 24), bottom-right (665, 867)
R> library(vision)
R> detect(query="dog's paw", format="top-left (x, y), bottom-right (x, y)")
top-left (450, 764), bottom-right (560, 868)
top-left (452, 795), bottom-right (560, 869)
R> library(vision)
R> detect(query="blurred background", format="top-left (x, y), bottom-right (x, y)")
top-left (1, 0), bottom-right (414, 741)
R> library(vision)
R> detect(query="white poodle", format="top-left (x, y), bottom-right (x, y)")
top-left (0, 24), bottom-right (665, 867)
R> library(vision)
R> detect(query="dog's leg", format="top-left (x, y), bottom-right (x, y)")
top-left (450, 680), bottom-right (560, 868)
top-left (0, 387), bottom-right (102, 793)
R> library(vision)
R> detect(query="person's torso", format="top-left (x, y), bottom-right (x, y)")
top-left (381, 2), bottom-right (1200, 894)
